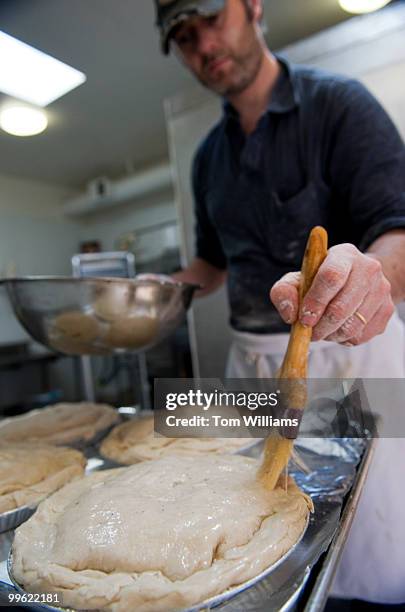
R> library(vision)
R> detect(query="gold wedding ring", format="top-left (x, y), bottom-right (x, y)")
top-left (354, 311), bottom-right (367, 325)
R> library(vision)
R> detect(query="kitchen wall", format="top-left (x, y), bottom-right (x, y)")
top-left (77, 187), bottom-right (177, 260)
top-left (0, 172), bottom-right (81, 343)
top-left (0, 173), bottom-right (80, 274)
top-left (0, 173), bottom-right (82, 405)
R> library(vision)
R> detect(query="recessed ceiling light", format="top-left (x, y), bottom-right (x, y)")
top-left (0, 30), bottom-right (86, 107)
top-left (0, 105), bottom-right (48, 137)
top-left (338, 0), bottom-right (391, 14)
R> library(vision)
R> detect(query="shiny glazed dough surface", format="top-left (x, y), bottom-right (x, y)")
top-left (12, 455), bottom-right (311, 611)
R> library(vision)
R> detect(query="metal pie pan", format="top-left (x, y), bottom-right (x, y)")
top-left (0, 504), bottom-right (37, 534)
top-left (7, 514), bottom-right (309, 612)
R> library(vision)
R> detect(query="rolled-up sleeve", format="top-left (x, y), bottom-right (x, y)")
top-left (328, 79), bottom-right (405, 250)
top-left (192, 149), bottom-right (227, 269)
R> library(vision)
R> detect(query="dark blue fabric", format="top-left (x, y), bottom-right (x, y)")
top-left (193, 56), bottom-right (405, 333)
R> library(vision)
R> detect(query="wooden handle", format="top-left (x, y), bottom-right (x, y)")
top-left (278, 226), bottom-right (328, 382)
top-left (258, 227), bottom-right (328, 491)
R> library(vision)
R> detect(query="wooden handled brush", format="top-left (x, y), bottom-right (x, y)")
top-left (258, 226), bottom-right (328, 490)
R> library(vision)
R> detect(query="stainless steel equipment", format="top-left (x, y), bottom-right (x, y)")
top-left (1, 276), bottom-right (198, 355)
top-left (71, 251), bottom-right (136, 279)
top-left (71, 251), bottom-right (138, 404)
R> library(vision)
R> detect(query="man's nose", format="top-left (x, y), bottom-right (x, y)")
top-left (195, 25), bottom-right (220, 56)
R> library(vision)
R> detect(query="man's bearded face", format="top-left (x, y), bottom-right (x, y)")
top-left (172, 0), bottom-right (263, 96)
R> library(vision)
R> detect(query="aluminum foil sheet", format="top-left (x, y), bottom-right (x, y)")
top-left (0, 436), bottom-right (368, 611)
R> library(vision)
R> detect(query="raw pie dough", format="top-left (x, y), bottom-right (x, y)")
top-left (100, 415), bottom-right (253, 463)
top-left (49, 311), bottom-right (103, 354)
top-left (104, 316), bottom-right (158, 349)
top-left (12, 455), bottom-right (312, 611)
top-left (0, 443), bottom-right (86, 513)
top-left (50, 307), bottom-right (159, 352)
top-left (94, 288), bottom-right (159, 349)
top-left (0, 402), bottom-right (119, 446)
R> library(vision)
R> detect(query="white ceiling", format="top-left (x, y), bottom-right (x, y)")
top-left (0, 0), bottom-right (388, 188)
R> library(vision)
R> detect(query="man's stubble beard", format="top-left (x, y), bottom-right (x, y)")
top-left (196, 34), bottom-right (264, 97)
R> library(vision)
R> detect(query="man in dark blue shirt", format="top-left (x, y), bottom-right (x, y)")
top-left (192, 54), bottom-right (405, 335)
top-left (155, 0), bottom-right (405, 345)
top-left (154, 0), bottom-right (405, 605)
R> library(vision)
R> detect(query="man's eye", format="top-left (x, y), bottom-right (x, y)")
top-left (178, 34), bottom-right (191, 45)
top-left (175, 31), bottom-right (193, 46)
top-left (206, 15), bottom-right (218, 25)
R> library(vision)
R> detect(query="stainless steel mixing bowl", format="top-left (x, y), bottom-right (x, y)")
top-left (1, 276), bottom-right (198, 355)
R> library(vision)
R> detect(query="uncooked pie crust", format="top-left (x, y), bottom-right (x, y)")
top-left (12, 454), bottom-right (312, 611)
top-left (99, 415), bottom-right (254, 463)
top-left (0, 443), bottom-right (86, 513)
top-left (0, 402), bottom-right (119, 446)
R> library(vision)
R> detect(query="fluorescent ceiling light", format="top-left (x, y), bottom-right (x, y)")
top-left (0, 105), bottom-right (48, 136)
top-left (339, 0), bottom-right (391, 14)
top-left (0, 30), bottom-right (86, 107)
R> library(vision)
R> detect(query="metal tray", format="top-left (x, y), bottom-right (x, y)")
top-left (302, 436), bottom-right (377, 612)
top-left (0, 436), bottom-right (373, 611)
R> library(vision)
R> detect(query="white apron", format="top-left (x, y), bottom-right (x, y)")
top-left (226, 311), bottom-right (405, 604)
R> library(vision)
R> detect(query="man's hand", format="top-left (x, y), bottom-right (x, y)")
top-left (270, 243), bottom-right (395, 346)
top-left (172, 258), bottom-right (227, 297)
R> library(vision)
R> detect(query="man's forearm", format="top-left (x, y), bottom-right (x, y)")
top-left (366, 229), bottom-right (405, 304)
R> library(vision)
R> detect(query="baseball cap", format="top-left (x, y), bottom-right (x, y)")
top-left (154, 0), bottom-right (225, 54)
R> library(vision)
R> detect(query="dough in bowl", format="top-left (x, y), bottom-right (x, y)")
top-left (12, 455), bottom-right (312, 612)
top-left (104, 316), bottom-right (159, 349)
top-left (0, 402), bottom-right (119, 446)
top-left (100, 415), bottom-right (254, 463)
top-left (0, 443), bottom-right (86, 513)
top-left (49, 311), bottom-right (102, 353)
